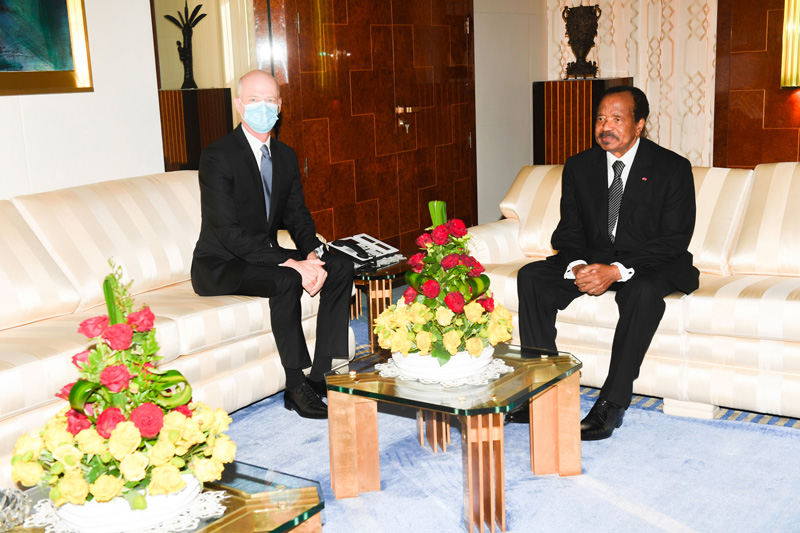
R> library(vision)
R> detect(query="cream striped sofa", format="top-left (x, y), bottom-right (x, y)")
top-left (0, 170), bottom-right (354, 488)
top-left (468, 162), bottom-right (800, 420)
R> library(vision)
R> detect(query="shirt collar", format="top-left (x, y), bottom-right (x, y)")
top-left (606, 137), bottom-right (640, 171)
top-left (241, 126), bottom-right (272, 157)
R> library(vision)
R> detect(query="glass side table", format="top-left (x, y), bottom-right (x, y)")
top-left (325, 344), bottom-right (583, 533)
top-left (12, 461), bottom-right (323, 533)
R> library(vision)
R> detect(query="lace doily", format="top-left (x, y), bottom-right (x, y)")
top-left (23, 491), bottom-right (228, 533)
top-left (375, 358), bottom-right (514, 387)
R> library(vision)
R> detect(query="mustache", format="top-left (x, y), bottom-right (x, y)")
top-left (598, 132), bottom-right (618, 141)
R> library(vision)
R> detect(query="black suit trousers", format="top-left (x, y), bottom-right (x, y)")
top-left (517, 259), bottom-right (677, 408)
top-left (234, 251), bottom-right (354, 373)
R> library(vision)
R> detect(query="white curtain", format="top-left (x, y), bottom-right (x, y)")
top-left (546, 0), bottom-right (717, 166)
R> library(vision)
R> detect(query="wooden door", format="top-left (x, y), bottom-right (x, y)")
top-left (256, 0), bottom-right (477, 248)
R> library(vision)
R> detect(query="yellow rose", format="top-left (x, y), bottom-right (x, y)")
top-left (409, 302), bottom-right (429, 325)
top-left (391, 306), bottom-right (412, 329)
top-left (149, 438), bottom-right (176, 467)
top-left (119, 451), bottom-right (149, 482)
top-left (377, 331), bottom-right (392, 349)
top-left (108, 422), bottom-right (142, 461)
top-left (436, 307), bottom-right (454, 327)
top-left (442, 330), bottom-right (462, 355)
top-left (148, 464), bottom-right (186, 496)
top-left (54, 470), bottom-right (89, 507)
top-left (466, 337), bottom-right (485, 357)
top-left (211, 434), bottom-right (237, 463)
top-left (488, 322), bottom-right (512, 345)
top-left (162, 411), bottom-right (187, 434)
top-left (191, 457), bottom-right (224, 483)
top-left (212, 408), bottom-right (232, 433)
top-left (374, 310), bottom-right (395, 330)
top-left (89, 474), bottom-right (125, 502)
top-left (491, 304), bottom-right (513, 324)
top-left (11, 461), bottom-right (43, 487)
top-left (464, 301), bottom-right (485, 323)
top-left (46, 409), bottom-right (69, 431)
top-left (415, 331), bottom-right (433, 355)
top-left (181, 418), bottom-right (206, 447)
top-left (13, 434), bottom-right (44, 461)
top-left (191, 402), bottom-right (215, 432)
top-left (52, 443), bottom-right (83, 470)
top-left (43, 427), bottom-right (73, 453)
top-left (75, 429), bottom-right (107, 456)
top-left (390, 329), bottom-right (413, 356)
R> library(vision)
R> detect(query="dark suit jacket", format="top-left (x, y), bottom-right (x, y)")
top-left (549, 137), bottom-right (699, 294)
top-left (191, 125), bottom-right (324, 296)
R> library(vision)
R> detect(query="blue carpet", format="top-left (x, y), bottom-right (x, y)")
top-left (227, 283), bottom-right (800, 531)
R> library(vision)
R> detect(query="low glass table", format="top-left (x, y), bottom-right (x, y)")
top-left (325, 344), bottom-right (582, 533)
top-left (13, 461), bottom-right (323, 533)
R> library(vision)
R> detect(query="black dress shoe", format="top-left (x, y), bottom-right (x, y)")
top-left (308, 377), bottom-right (327, 397)
top-left (505, 403), bottom-right (530, 424)
top-left (284, 382), bottom-right (328, 419)
top-left (580, 399), bottom-right (625, 441)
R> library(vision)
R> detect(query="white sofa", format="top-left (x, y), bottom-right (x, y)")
top-left (0, 170), bottom-right (354, 488)
top-left (468, 163), bottom-right (800, 420)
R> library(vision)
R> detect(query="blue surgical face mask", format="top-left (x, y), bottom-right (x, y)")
top-left (243, 101), bottom-right (280, 134)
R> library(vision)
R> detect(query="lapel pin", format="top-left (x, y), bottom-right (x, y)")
top-left (642, 177), bottom-right (647, 181)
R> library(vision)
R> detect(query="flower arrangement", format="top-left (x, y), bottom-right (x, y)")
top-left (10, 264), bottom-right (236, 509)
top-left (373, 201), bottom-right (513, 365)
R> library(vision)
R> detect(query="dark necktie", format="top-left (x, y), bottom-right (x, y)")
top-left (608, 160), bottom-right (625, 242)
top-left (260, 144), bottom-right (272, 221)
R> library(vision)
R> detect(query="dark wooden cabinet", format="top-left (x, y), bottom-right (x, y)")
top-left (158, 88), bottom-right (233, 171)
top-left (533, 77), bottom-right (632, 165)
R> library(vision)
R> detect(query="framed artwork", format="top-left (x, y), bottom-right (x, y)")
top-left (0, 0), bottom-right (93, 96)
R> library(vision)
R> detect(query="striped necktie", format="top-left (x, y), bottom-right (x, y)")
top-left (608, 160), bottom-right (625, 242)
top-left (260, 144), bottom-right (272, 221)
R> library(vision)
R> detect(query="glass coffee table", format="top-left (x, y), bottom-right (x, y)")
top-left (13, 461), bottom-right (323, 533)
top-left (325, 344), bottom-right (582, 533)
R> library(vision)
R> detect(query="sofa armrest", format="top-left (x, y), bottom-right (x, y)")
top-left (467, 219), bottom-right (529, 264)
top-left (276, 230), bottom-right (326, 250)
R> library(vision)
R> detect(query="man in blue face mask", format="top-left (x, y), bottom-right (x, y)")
top-left (191, 70), bottom-right (354, 420)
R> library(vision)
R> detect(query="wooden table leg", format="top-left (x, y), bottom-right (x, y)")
top-left (529, 372), bottom-right (581, 476)
top-left (461, 413), bottom-right (505, 532)
top-left (366, 278), bottom-right (393, 350)
top-left (328, 391), bottom-right (381, 498)
top-left (416, 409), bottom-right (451, 453)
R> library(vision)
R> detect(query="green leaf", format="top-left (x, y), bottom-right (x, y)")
top-left (428, 200), bottom-right (447, 226)
top-left (465, 275), bottom-right (491, 302)
top-left (103, 274), bottom-right (124, 325)
top-left (69, 379), bottom-right (101, 414)
top-left (111, 392), bottom-right (127, 408)
top-left (431, 344), bottom-right (450, 366)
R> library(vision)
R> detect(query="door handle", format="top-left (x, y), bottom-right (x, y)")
top-left (398, 118), bottom-right (410, 133)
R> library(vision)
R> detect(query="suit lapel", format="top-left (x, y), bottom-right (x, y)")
top-left (617, 138), bottom-right (655, 234)
top-left (234, 126), bottom-right (273, 227)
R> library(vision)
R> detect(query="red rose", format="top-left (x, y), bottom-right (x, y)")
top-left (447, 219), bottom-right (468, 238)
top-left (462, 254), bottom-right (485, 276)
top-left (432, 225), bottom-right (450, 245)
top-left (403, 286), bottom-right (418, 305)
top-left (127, 307), bottom-right (155, 332)
top-left (173, 404), bottom-right (193, 418)
top-left (100, 364), bottom-right (131, 392)
top-left (416, 233), bottom-right (433, 248)
top-left (78, 315), bottom-right (109, 338)
top-left (102, 323), bottom-right (134, 351)
top-left (56, 382), bottom-right (75, 401)
top-left (72, 350), bottom-right (90, 369)
top-left (130, 402), bottom-right (164, 438)
top-left (66, 409), bottom-right (92, 436)
top-left (441, 254), bottom-right (460, 270)
top-left (420, 279), bottom-right (440, 299)
top-left (408, 253), bottom-right (426, 274)
top-left (479, 297), bottom-right (495, 313)
top-left (96, 407), bottom-right (126, 438)
top-left (445, 291), bottom-right (466, 314)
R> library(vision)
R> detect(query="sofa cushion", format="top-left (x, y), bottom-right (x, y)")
top-left (730, 162), bottom-right (800, 276)
top-left (0, 311), bottom-right (180, 423)
top-left (684, 272), bottom-right (800, 342)
top-left (13, 171), bottom-right (201, 310)
top-left (0, 201), bottom-right (81, 331)
top-left (498, 165), bottom-right (563, 257)
top-left (689, 167), bottom-right (753, 275)
top-left (137, 281), bottom-right (321, 362)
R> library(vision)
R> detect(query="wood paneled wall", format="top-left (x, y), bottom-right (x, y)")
top-left (532, 78), bottom-right (632, 165)
top-left (715, 0), bottom-right (800, 168)
top-left (255, 0), bottom-right (477, 248)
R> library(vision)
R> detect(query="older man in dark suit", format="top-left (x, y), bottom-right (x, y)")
top-left (191, 69), bottom-right (354, 420)
top-left (511, 86), bottom-right (699, 440)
